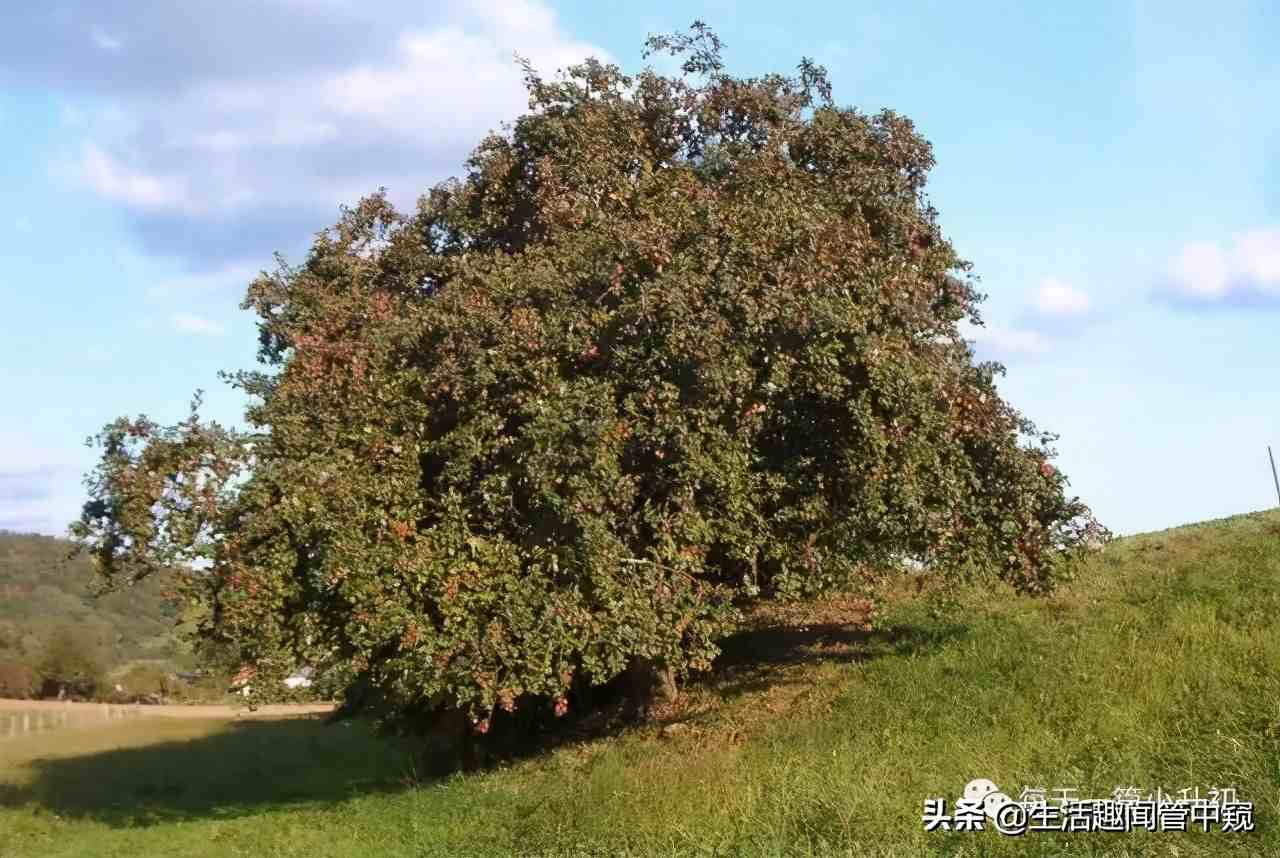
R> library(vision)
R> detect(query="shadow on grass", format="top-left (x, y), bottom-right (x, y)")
top-left (708, 618), bottom-right (968, 699)
top-left (0, 716), bottom-right (415, 828)
top-left (1, 618), bottom-right (966, 828)
top-left (498, 617), bottom-right (968, 756)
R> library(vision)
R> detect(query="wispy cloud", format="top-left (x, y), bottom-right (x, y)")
top-left (170, 312), bottom-right (226, 336)
top-left (1031, 278), bottom-right (1092, 320)
top-left (964, 323), bottom-right (1049, 359)
top-left (77, 143), bottom-right (191, 212)
top-left (1160, 226), bottom-right (1280, 307)
top-left (91, 29), bottom-right (123, 53)
top-left (968, 275), bottom-right (1098, 362)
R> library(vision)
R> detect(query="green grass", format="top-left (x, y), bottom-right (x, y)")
top-left (2, 510), bottom-right (1278, 857)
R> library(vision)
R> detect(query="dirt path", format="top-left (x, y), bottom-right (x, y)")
top-left (0, 698), bottom-right (335, 719)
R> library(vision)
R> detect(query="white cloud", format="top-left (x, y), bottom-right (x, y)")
top-left (91, 29), bottom-right (123, 53)
top-left (78, 143), bottom-right (190, 212)
top-left (1165, 227), bottom-right (1280, 303)
top-left (975, 275), bottom-right (1097, 362)
top-left (1032, 277), bottom-right (1091, 318)
top-left (1171, 241), bottom-right (1230, 298)
top-left (170, 312), bottom-right (226, 336)
top-left (1235, 227), bottom-right (1280, 288)
top-left (50, 1), bottom-right (609, 266)
top-left (964, 324), bottom-right (1049, 358)
top-left (232, 11), bottom-right (602, 149)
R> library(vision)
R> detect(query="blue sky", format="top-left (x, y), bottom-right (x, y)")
top-left (1, 0), bottom-right (1277, 537)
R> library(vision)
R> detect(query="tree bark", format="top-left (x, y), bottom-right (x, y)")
top-left (626, 657), bottom-right (678, 719)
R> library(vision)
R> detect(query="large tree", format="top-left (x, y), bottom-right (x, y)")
top-left (73, 24), bottom-right (1104, 737)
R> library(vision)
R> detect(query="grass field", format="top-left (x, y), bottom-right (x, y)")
top-left (1, 510), bottom-right (1277, 857)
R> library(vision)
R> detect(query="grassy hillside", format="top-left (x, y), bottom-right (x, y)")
top-left (1, 509), bottom-right (1277, 856)
top-left (0, 531), bottom-right (194, 685)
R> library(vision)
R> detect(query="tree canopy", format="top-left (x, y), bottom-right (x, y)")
top-left (72, 24), bottom-right (1105, 735)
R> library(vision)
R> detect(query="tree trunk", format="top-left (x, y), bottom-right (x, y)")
top-left (460, 727), bottom-right (481, 772)
top-left (455, 708), bottom-right (488, 772)
top-left (626, 657), bottom-right (678, 720)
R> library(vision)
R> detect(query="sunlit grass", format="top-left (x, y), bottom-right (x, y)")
top-left (1, 510), bottom-right (1277, 856)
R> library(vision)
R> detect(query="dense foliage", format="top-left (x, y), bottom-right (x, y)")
top-left (72, 25), bottom-right (1104, 734)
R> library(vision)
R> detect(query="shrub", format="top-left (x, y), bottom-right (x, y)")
top-left (115, 664), bottom-right (177, 701)
top-left (71, 24), bottom-right (1105, 735)
top-left (37, 626), bottom-right (107, 700)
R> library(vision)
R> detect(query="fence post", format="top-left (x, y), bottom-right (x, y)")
top-left (1270, 446), bottom-right (1280, 507)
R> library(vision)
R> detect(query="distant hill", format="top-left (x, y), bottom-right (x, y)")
top-left (0, 531), bottom-right (194, 681)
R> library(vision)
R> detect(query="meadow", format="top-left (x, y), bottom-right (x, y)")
top-left (1, 510), bottom-right (1277, 857)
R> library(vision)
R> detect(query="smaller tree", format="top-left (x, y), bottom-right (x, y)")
top-left (116, 663), bottom-right (175, 701)
top-left (38, 625), bottom-right (107, 700)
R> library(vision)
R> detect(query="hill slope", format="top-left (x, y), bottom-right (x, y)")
top-left (0, 531), bottom-right (192, 683)
top-left (1, 509), bottom-right (1278, 857)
